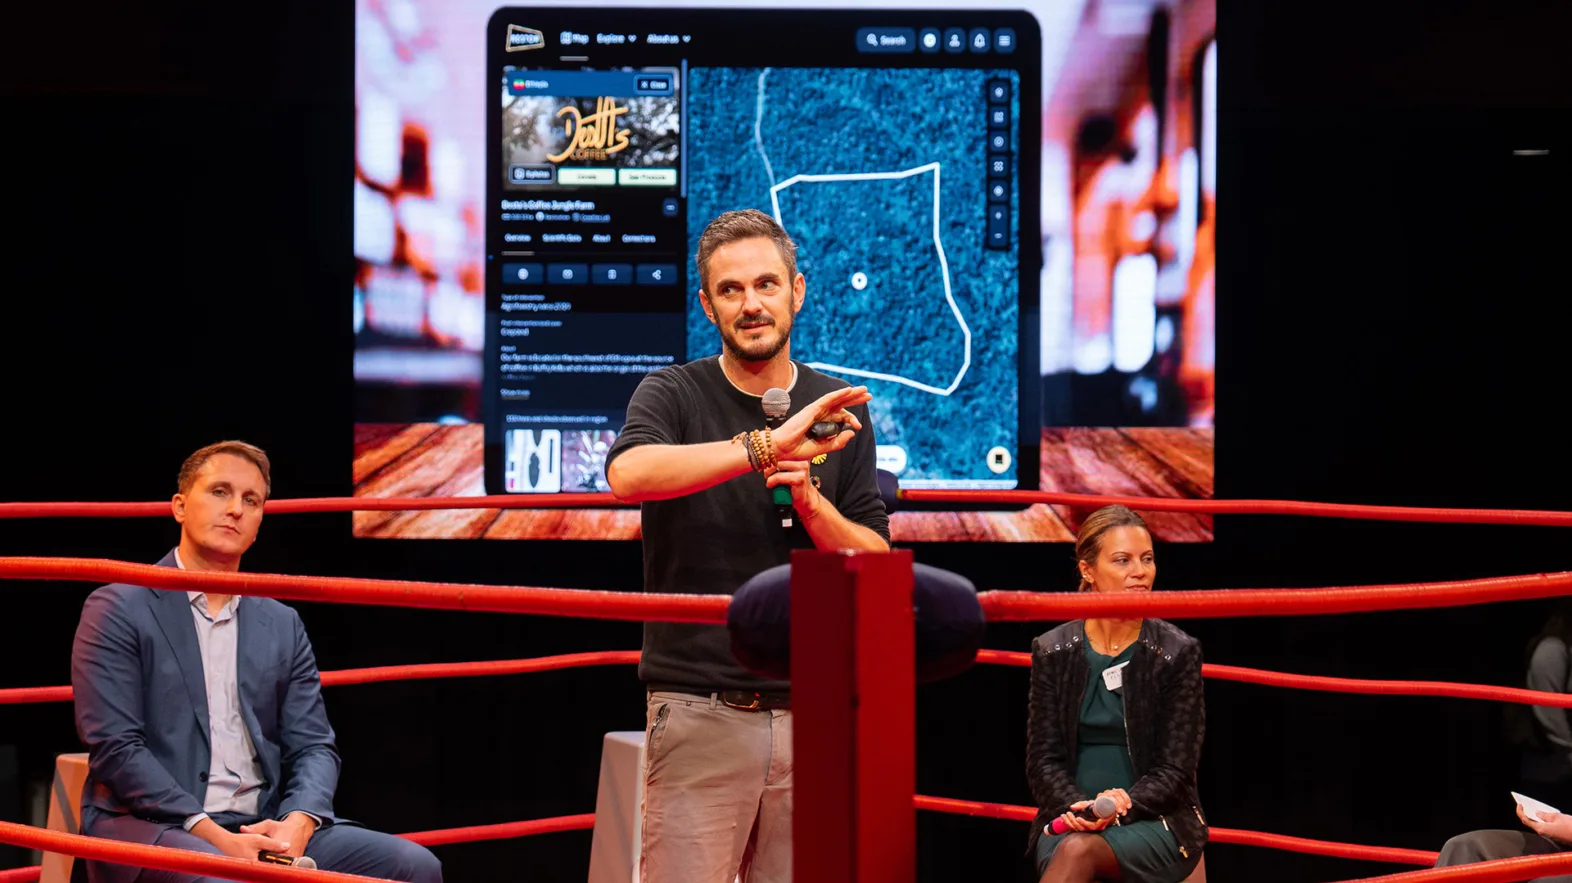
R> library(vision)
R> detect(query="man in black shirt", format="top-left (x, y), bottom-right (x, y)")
top-left (606, 208), bottom-right (890, 883)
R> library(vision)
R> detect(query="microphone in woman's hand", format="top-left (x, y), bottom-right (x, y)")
top-left (1046, 794), bottom-right (1119, 835)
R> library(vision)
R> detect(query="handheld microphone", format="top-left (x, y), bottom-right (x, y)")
top-left (1046, 794), bottom-right (1118, 835)
top-left (762, 388), bottom-right (794, 528)
top-left (762, 387), bottom-right (790, 426)
top-left (257, 852), bottom-right (316, 869)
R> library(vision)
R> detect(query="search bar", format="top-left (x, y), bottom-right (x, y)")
top-left (856, 26), bottom-right (916, 53)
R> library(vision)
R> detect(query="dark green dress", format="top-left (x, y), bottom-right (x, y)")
top-left (1034, 644), bottom-right (1193, 882)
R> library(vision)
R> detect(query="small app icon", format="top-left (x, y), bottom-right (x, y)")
top-left (506, 429), bottom-right (563, 492)
top-left (505, 24), bottom-right (544, 52)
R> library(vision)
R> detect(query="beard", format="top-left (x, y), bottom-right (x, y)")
top-left (719, 309), bottom-right (794, 362)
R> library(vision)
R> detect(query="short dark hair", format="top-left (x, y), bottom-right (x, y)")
top-left (177, 441), bottom-right (272, 499)
top-left (1074, 505), bottom-right (1151, 590)
top-left (694, 209), bottom-right (798, 294)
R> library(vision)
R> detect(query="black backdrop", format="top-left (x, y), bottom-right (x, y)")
top-left (3, 1), bottom-right (1571, 881)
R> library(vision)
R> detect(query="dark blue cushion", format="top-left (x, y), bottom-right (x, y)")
top-left (728, 561), bottom-right (984, 684)
top-left (876, 468), bottom-right (900, 513)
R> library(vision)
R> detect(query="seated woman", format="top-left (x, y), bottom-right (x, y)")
top-left (1026, 505), bottom-right (1207, 882)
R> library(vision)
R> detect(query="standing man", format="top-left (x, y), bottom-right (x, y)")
top-left (606, 209), bottom-right (891, 883)
top-left (71, 441), bottom-right (442, 883)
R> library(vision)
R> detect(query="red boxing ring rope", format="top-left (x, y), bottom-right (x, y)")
top-left (0, 822), bottom-right (387, 883)
top-left (1336, 854), bottom-right (1572, 882)
top-left (0, 495), bottom-right (622, 519)
top-left (972, 651), bottom-right (1572, 709)
top-left (3, 490), bottom-right (1571, 527)
top-left (13, 646), bottom-right (1545, 874)
top-left (979, 571), bottom-right (1572, 620)
top-left (899, 489), bottom-right (1572, 528)
top-left (0, 812), bottom-right (600, 883)
top-left (11, 651), bottom-right (1572, 712)
top-left (912, 796), bottom-right (1440, 866)
top-left (0, 652), bottom-right (644, 705)
top-left (397, 814), bottom-right (595, 847)
top-left (320, 651), bottom-right (642, 688)
top-left (0, 558), bottom-right (729, 623)
top-left (7, 558), bottom-right (1572, 627)
top-left (6, 490), bottom-right (1572, 882)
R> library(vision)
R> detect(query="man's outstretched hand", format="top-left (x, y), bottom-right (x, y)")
top-left (771, 386), bottom-right (871, 463)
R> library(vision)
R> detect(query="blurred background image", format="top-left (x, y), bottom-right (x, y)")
top-left (1041, 0), bottom-right (1214, 429)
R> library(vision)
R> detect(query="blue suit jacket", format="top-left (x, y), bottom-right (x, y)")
top-left (71, 550), bottom-right (341, 879)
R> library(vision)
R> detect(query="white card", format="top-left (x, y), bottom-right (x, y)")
top-left (1103, 661), bottom-right (1129, 692)
top-left (1513, 791), bottom-right (1560, 822)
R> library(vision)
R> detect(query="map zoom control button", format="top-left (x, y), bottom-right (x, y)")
top-left (986, 206), bottom-right (1009, 250)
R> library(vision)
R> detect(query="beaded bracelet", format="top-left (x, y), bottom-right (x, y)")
top-left (760, 427), bottom-right (778, 472)
top-left (733, 428), bottom-right (779, 473)
top-left (733, 431), bottom-right (762, 472)
top-left (752, 429), bottom-right (774, 474)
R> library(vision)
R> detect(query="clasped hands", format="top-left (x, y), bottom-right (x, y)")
top-left (214, 812), bottom-right (317, 861)
top-left (1056, 788), bottom-right (1134, 834)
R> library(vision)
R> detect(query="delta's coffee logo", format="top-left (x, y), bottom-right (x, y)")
top-left (545, 97), bottom-right (631, 163)
top-left (505, 24), bottom-right (544, 51)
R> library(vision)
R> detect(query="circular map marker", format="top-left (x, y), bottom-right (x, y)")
top-left (851, 272), bottom-right (868, 291)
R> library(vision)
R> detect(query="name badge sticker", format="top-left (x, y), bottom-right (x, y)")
top-left (1103, 661), bottom-right (1129, 692)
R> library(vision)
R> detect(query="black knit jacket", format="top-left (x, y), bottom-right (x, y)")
top-left (1025, 618), bottom-right (1208, 861)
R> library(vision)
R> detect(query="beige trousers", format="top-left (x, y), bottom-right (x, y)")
top-left (640, 691), bottom-right (793, 883)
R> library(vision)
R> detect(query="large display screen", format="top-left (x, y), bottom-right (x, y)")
top-left (353, 0), bottom-right (1217, 542)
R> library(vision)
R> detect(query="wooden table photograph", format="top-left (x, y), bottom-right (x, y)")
top-left (352, 424), bottom-right (1213, 542)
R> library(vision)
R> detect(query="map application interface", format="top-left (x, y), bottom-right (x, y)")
top-left (485, 8), bottom-right (1041, 496)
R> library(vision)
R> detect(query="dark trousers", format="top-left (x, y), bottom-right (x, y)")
top-left (1436, 828), bottom-right (1572, 883)
top-left (90, 812), bottom-right (441, 883)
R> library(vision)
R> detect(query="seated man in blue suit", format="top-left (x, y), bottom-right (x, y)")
top-left (71, 440), bottom-right (442, 883)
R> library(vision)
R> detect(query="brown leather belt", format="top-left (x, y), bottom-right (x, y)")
top-left (656, 688), bottom-right (791, 711)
